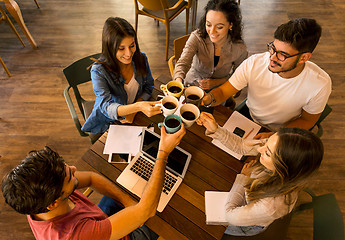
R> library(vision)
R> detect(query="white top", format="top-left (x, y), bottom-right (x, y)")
top-left (229, 52), bottom-right (332, 130)
top-left (124, 74), bottom-right (139, 104)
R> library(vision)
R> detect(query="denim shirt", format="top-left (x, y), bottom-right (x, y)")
top-left (81, 52), bottom-right (154, 134)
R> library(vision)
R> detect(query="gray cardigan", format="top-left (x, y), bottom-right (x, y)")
top-left (173, 30), bottom-right (248, 88)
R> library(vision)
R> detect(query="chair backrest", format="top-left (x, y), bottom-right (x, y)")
top-left (314, 104), bottom-right (332, 128)
top-left (310, 103), bottom-right (332, 137)
top-left (174, 34), bottom-right (190, 62)
top-left (63, 53), bottom-right (101, 118)
top-left (296, 188), bottom-right (344, 240)
top-left (168, 34), bottom-right (190, 76)
top-left (136, 0), bottom-right (165, 11)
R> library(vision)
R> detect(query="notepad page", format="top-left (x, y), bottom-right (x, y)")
top-left (211, 111), bottom-right (261, 160)
top-left (205, 191), bottom-right (229, 225)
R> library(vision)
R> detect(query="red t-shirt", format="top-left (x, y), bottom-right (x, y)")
top-left (27, 190), bottom-right (130, 240)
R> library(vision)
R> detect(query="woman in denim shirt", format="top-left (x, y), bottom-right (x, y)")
top-left (82, 17), bottom-right (161, 134)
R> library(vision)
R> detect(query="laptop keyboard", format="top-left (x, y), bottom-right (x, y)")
top-left (130, 156), bottom-right (178, 195)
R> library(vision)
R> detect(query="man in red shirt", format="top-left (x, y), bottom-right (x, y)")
top-left (1, 125), bottom-right (185, 240)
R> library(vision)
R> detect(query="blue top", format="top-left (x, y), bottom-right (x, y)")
top-left (81, 52), bottom-right (154, 134)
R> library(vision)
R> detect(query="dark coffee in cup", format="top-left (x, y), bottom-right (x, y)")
top-left (168, 86), bottom-right (182, 93)
top-left (182, 111), bottom-right (196, 121)
top-left (163, 102), bottom-right (176, 109)
top-left (187, 94), bottom-right (200, 100)
top-left (165, 118), bottom-right (180, 128)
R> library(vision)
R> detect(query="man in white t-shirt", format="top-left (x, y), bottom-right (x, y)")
top-left (202, 18), bottom-right (332, 138)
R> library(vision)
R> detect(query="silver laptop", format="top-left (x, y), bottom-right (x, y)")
top-left (116, 128), bottom-right (192, 212)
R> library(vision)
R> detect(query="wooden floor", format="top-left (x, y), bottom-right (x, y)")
top-left (0, 0), bottom-right (344, 239)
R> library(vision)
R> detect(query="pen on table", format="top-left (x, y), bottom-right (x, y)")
top-left (243, 128), bottom-right (254, 139)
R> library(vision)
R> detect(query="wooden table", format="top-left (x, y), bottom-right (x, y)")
top-left (81, 76), bottom-right (244, 240)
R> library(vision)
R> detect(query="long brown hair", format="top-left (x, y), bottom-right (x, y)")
top-left (245, 128), bottom-right (323, 206)
top-left (97, 17), bottom-right (147, 83)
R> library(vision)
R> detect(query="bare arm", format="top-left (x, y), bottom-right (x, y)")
top-left (107, 125), bottom-right (186, 239)
top-left (116, 101), bottom-right (161, 118)
top-left (76, 171), bottom-right (137, 208)
top-left (197, 77), bottom-right (228, 91)
top-left (202, 81), bottom-right (239, 107)
top-left (284, 110), bottom-right (321, 130)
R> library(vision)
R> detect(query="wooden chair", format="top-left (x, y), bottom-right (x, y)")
top-left (168, 34), bottom-right (190, 77)
top-left (134, 0), bottom-right (192, 61)
top-left (0, 4), bottom-right (26, 77)
top-left (1, 0), bottom-right (37, 49)
top-left (63, 53), bottom-right (101, 144)
top-left (0, 56), bottom-right (11, 77)
top-left (32, 0), bottom-right (40, 8)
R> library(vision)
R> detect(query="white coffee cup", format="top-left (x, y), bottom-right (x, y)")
top-left (179, 103), bottom-right (200, 128)
top-left (161, 96), bottom-right (179, 117)
top-left (184, 86), bottom-right (204, 107)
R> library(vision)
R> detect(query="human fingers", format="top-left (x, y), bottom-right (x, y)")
top-left (202, 112), bottom-right (215, 120)
top-left (254, 132), bottom-right (273, 139)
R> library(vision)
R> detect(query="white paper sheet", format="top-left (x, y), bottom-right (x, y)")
top-left (103, 125), bottom-right (145, 157)
top-left (205, 191), bottom-right (228, 225)
top-left (212, 111), bottom-right (261, 160)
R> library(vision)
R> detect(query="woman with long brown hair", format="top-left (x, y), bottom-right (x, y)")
top-left (82, 17), bottom-right (160, 134)
top-left (197, 112), bottom-right (323, 236)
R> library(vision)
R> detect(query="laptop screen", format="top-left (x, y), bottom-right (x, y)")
top-left (142, 130), bottom-right (189, 176)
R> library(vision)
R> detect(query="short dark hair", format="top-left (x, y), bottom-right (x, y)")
top-left (100, 17), bottom-right (147, 82)
top-left (274, 18), bottom-right (322, 53)
top-left (198, 0), bottom-right (243, 42)
top-left (1, 146), bottom-right (66, 215)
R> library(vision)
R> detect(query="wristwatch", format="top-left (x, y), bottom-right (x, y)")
top-left (204, 92), bottom-right (216, 108)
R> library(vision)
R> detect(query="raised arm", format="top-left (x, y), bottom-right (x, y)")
top-left (106, 125), bottom-right (186, 239)
top-left (202, 81), bottom-right (239, 107)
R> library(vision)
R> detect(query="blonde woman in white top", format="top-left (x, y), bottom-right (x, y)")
top-left (197, 112), bottom-right (324, 236)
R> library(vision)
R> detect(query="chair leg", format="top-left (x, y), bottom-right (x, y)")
top-left (186, 8), bottom-right (189, 34)
top-left (0, 56), bottom-right (11, 77)
top-left (4, 0), bottom-right (37, 49)
top-left (33, 0), bottom-right (40, 8)
top-left (165, 23), bottom-right (170, 61)
top-left (135, 13), bottom-right (138, 32)
top-left (0, 6), bottom-right (25, 47)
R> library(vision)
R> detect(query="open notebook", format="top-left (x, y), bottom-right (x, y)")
top-left (212, 111), bottom-right (261, 160)
top-left (205, 191), bottom-right (229, 225)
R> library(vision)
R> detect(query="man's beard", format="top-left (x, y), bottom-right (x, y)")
top-left (268, 58), bottom-right (299, 74)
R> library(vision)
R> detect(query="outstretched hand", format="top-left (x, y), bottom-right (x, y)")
top-left (159, 124), bottom-right (186, 155)
top-left (196, 112), bottom-right (218, 133)
top-left (138, 101), bottom-right (161, 117)
top-left (254, 132), bottom-right (273, 139)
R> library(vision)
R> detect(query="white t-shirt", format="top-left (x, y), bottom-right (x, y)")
top-left (124, 74), bottom-right (139, 104)
top-left (229, 52), bottom-right (332, 130)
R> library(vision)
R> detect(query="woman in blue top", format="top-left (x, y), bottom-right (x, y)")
top-left (82, 17), bottom-right (161, 134)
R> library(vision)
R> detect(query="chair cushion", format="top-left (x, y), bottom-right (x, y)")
top-left (142, 0), bottom-right (188, 19)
